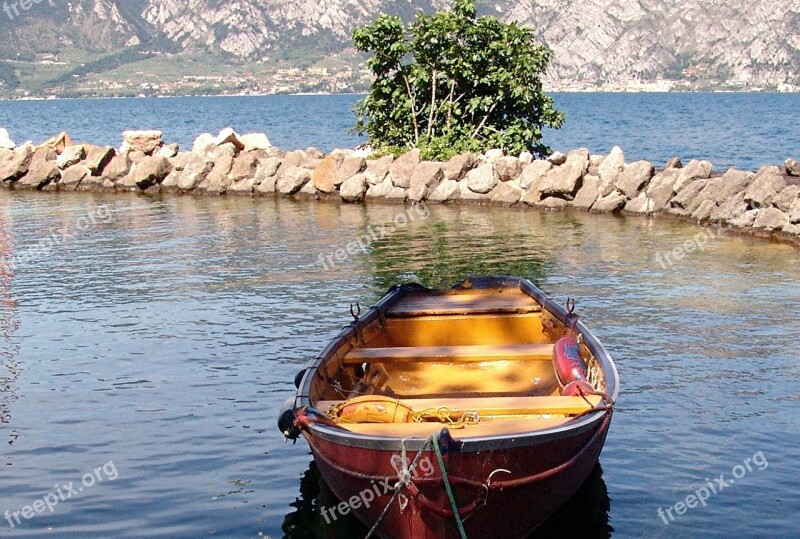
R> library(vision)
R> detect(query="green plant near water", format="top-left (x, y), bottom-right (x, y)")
top-left (352, 0), bottom-right (564, 160)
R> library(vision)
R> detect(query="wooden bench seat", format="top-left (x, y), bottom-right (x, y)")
top-left (316, 395), bottom-right (602, 417)
top-left (388, 293), bottom-right (543, 317)
top-left (343, 344), bottom-right (555, 364)
top-left (338, 417), bottom-right (572, 438)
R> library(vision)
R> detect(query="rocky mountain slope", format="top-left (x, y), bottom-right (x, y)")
top-left (1, 0), bottom-right (798, 92)
top-left (507, 0), bottom-right (800, 87)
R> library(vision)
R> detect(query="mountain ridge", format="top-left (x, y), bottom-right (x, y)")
top-left (1, 0), bottom-right (798, 97)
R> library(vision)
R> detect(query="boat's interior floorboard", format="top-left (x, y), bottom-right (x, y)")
top-left (376, 313), bottom-right (549, 347)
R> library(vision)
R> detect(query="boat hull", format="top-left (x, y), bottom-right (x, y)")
top-left (306, 412), bottom-right (612, 538)
top-left (281, 277), bottom-right (620, 538)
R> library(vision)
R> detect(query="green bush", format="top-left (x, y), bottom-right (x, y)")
top-left (0, 62), bottom-right (20, 91)
top-left (353, 0), bottom-right (564, 160)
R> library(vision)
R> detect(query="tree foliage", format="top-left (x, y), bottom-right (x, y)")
top-left (353, 0), bottom-right (564, 160)
top-left (0, 62), bottom-right (20, 91)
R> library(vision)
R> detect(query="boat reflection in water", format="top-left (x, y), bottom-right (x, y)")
top-left (282, 461), bottom-right (612, 539)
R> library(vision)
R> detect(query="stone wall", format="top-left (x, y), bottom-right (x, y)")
top-left (1, 128), bottom-right (799, 242)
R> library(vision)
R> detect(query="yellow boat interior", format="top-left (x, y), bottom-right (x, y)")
top-left (308, 287), bottom-right (608, 438)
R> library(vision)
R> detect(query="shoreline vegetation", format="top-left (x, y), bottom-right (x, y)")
top-left (1, 127), bottom-right (799, 247)
top-left (2, 87), bottom-right (799, 103)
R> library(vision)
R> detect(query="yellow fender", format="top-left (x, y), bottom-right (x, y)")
top-left (331, 395), bottom-right (414, 424)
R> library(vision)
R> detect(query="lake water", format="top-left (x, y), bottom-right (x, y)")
top-left (0, 189), bottom-right (798, 538)
top-left (0, 93), bottom-right (798, 170)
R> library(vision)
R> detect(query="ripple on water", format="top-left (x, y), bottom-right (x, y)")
top-left (0, 191), bottom-right (798, 538)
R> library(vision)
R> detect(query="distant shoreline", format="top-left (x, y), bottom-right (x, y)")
top-left (1, 89), bottom-right (798, 103)
top-left (0, 92), bottom-right (365, 103)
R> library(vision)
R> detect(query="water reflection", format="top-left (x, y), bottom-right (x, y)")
top-left (535, 465), bottom-right (612, 539)
top-left (281, 461), bottom-right (611, 538)
top-left (0, 205), bottom-right (21, 460)
top-left (281, 461), bottom-right (366, 538)
top-left (1, 191), bottom-right (797, 537)
top-left (347, 205), bottom-right (557, 290)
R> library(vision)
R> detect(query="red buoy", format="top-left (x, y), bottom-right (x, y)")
top-left (552, 336), bottom-right (595, 396)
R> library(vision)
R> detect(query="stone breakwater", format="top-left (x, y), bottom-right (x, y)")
top-left (1, 127), bottom-right (800, 243)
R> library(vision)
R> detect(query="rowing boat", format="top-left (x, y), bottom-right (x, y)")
top-left (278, 276), bottom-right (619, 538)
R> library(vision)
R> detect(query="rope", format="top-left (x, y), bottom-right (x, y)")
top-left (298, 406), bottom-right (614, 530)
top-left (572, 387), bottom-right (615, 420)
top-left (303, 407), bottom-right (613, 490)
top-left (364, 436), bottom-right (433, 539)
top-left (412, 407), bottom-right (481, 429)
top-left (411, 412), bottom-right (613, 516)
top-left (433, 432), bottom-right (468, 539)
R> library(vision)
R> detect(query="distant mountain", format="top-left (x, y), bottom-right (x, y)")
top-left (1, 0), bottom-right (799, 95)
top-left (508, 0), bottom-right (800, 88)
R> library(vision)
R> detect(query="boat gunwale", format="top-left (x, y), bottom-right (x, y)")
top-left (307, 407), bottom-right (606, 451)
top-left (292, 276), bottom-right (619, 452)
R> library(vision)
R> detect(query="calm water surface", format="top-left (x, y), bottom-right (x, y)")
top-left (0, 93), bottom-right (798, 170)
top-left (0, 191), bottom-right (798, 538)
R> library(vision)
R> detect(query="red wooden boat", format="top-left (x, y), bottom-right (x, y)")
top-left (279, 276), bottom-right (619, 538)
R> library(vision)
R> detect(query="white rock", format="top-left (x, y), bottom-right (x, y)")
top-left (518, 151), bottom-right (534, 165)
top-left (340, 173), bottom-right (369, 202)
top-left (483, 149), bottom-right (504, 163)
top-left (428, 179), bottom-right (461, 202)
top-left (192, 133), bottom-right (216, 154)
top-left (547, 151), bottom-right (567, 166)
top-left (240, 133), bottom-right (272, 152)
top-left (350, 148), bottom-right (372, 158)
top-left (56, 145), bottom-right (85, 169)
top-left (518, 160), bottom-right (553, 190)
top-left (214, 127), bottom-right (244, 151)
top-left (466, 163), bottom-right (499, 194)
top-left (598, 146), bottom-right (625, 183)
top-left (121, 130), bottom-right (163, 154)
top-left (156, 143), bottom-right (180, 159)
top-left (0, 128), bottom-right (15, 150)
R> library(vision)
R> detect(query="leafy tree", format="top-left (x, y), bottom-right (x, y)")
top-left (0, 62), bottom-right (20, 91)
top-left (353, 0), bottom-right (564, 160)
